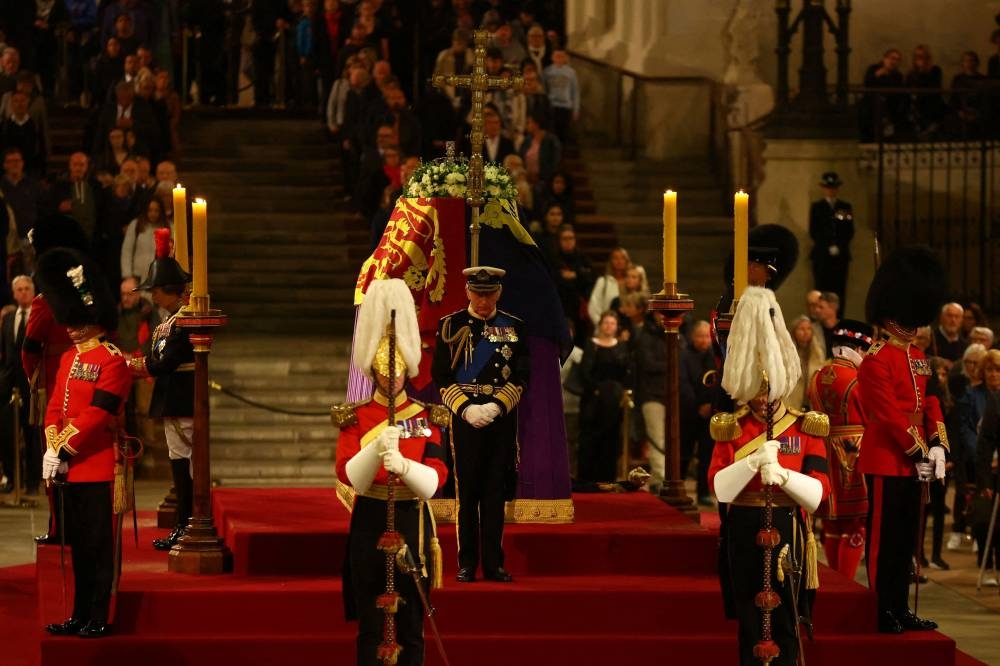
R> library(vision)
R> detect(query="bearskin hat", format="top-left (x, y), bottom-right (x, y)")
top-left (865, 245), bottom-right (947, 329)
top-left (34, 248), bottom-right (118, 333)
top-left (28, 214), bottom-right (88, 256)
top-left (724, 224), bottom-right (800, 291)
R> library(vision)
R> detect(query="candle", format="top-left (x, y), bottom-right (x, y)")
top-left (734, 190), bottom-right (749, 300)
top-left (172, 184), bottom-right (189, 273)
top-left (662, 190), bottom-right (677, 285)
top-left (191, 198), bottom-right (208, 303)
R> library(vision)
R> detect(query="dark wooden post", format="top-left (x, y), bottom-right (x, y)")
top-left (774, 0), bottom-right (792, 109)
top-left (168, 310), bottom-right (232, 574)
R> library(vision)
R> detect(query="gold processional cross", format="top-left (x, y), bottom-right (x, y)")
top-left (432, 29), bottom-right (523, 266)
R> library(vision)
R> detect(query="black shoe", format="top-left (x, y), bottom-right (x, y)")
top-left (45, 618), bottom-right (85, 635)
top-left (77, 620), bottom-right (112, 638)
top-left (455, 567), bottom-right (476, 583)
top-left (152, 527), bottom-right (185, 551)
top-left (484, 567), bottom-right (513, 583)
top-left (919, 554), bottom-right (929, 568)
top-left (930, 557), bottom-right (950, 570)
top-left (898, 610), bottom-right (937, 631)
top-left (877, 610), bottom-right (904, 634)
top-left (34, 533), bottom-right (61, 546)
top-left (910, 571), bottom-right (928, 584)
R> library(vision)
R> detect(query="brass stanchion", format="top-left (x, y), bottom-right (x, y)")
top-left (647, 282), bottom-right (698, 521)
top-left (167, 297), bottom-right (231, 574)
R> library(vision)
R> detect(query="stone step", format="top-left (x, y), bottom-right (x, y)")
top-left (215, 316), bottom-right (355, 336)
top-left (208, 334), bottom-right (353, 355)
top-left (188, 172), bottom-right (338, 187)
top-left (210, 409), bottom-right (335, 427)
top-left (211, 459), bottom-right (336, 484)
top-left (181, 156), bottom-right (338, 172)
top-left (206, 211), bottom-right (356, 232)
top-left (212, 425), bottom-right (333, 443)
top-left (184, 142), bottom-right (336, 160)
top-left (211, 229), bottom-right (367, 246)
top-left (210, 196), bottom-right (346, 214)
top-left (212, 441), bottom-right (335, 462)
top-left (211, 370), bottom-right (347, 390)
top-left (209, 254), bottom-right (361, 275)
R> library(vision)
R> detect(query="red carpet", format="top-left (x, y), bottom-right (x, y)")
top-left (7, 489), bottom-right (968, 665)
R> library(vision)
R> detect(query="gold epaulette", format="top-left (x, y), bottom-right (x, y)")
top-left (330, 399), bottom-right (370, 428)
top-left (710, 410), bottom-right (743, 442)
top-left (102, 341), bottom-right (123, 357)
top-left (799, 410), bottom-right (830, 437)
top-left (408, 399), bottom-right (452, 428)
top-left (866, 339), bottom-right (887, 356)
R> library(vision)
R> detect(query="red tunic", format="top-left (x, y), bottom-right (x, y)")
top-left (21, 294), bottom-right (73, 395)
top-left (335, 392), bottom-right (449, 492)
top-left (44, 339), bottom-right (132, 483)
top-left (857, 334), bottom-right (947, 477)
top-left (809, 358), bottom-right (868, 520)
top-left (709, 404), bottom-right (831, 503)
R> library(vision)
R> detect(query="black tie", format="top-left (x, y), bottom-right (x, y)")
top-left (15, 309), bottom-right (27, 346)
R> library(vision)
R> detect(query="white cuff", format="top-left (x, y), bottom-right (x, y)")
top-left (399, 460), bottom-right (439, 500)
top-left (713, 458), bottom-right (757, 504)
top-left (345, 443), bottom-right (382, 495)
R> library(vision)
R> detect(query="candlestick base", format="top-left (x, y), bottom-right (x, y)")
top-left (647, 288), bottom-right (694, 328)
top-left (187, 294), bottom-right (211, 315)
top-left (168, 517), bottom-right (233, 574)
top-left (658, 481), bottom-right (700, 522)
top-left (156, 489), bottom-right (178, 529)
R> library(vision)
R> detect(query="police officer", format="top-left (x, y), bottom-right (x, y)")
top-left (431, 267), bottom-right (529, 583)
top-left (36, 248), bottom-right (131, 639)
top-left (808, 319), bottom-right (874, 580)
top-left (128, 228), bottom-right (194, 552)
top-left (809, 172), bottom-right (854, 311)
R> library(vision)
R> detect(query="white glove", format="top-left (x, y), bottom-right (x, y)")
top-left (482, 402), bottom-right (502, 420)
top-left (345, 442), bottom-right (382, 494)
top-left (760, 461), bottom-right (789, 487)
top-left (42, 450), bottom-right (67, 480)
top-left (463, 404), bottom-right (494, 428)
top-left (928, 446), bottom-right (946, 481)
top-left (828, 245), bottom-right (840, 257)
top-left (914, 460), bottom-right (934, 482)
top-left (381, 449), bottom-right (411, 476)
top-left (377, 426), bottom-right (401, 454)
top-left (745, 440), bottom-right (779, 473)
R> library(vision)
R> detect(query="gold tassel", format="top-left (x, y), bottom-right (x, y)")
top-left (113, 462), bottom-right (131, 514)
top-left (430, 536), bottom-right (443, 590)
top-left (805, 522), bottom-right (820, 590)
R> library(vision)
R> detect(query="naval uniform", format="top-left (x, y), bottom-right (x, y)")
top-left (431, 307), bottom-right (529, 576)
top-left (857, 330), bottom-right (948, 624)
top-left (334, 392), bottom-right (449, 666)
top-left (44, 337), bottom-right (132, 626)
top-left (709, 404), bottom-right (831, 666)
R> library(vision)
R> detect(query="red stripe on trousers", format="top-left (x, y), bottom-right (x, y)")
top-left (868, 476), bottom-right (883, 591)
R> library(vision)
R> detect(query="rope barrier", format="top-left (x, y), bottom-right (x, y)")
top-left (209, 380), bottom-right (330, 417)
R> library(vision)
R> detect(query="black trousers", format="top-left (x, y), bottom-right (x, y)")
top-left (452, 411), bottom-right (517, 574)
top-left (811, 257), bottom-right (849, 313)
top-left (726, 505), bottom-right (802, 666)
top-left (252, 38), bottom-right (276, 105)
top-left (345, 496), bottom-right (429, 666)
top-left (65, 482), bottom-right (114, 624)
top-left (865, 474), bottom-right (921, 616)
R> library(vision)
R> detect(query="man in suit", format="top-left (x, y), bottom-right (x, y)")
top-left (93, 82), bottom-right (158, 161)
top-left (463, 104), bottom-right (514, 164)
top-left (809, 172), bottom-right (854, 312)
top-left (51, 153), bottom-right (99, 244)
top-left (1, 274), bottom-right (36, 492)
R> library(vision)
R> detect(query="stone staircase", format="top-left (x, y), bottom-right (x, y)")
top-left (577, 143), bottom-right (732, 321)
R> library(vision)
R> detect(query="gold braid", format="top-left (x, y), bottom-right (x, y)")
top-left (440, 317), bottom-right (473, 370)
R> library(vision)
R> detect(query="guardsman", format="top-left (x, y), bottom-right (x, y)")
top-left (334, 279), bottom-right (448, 666)
top-left (431, 267), bottom-right (529, 583)
top-left (808, 319), bottom-right (874, 580)
top-left (128, 228), bottom-right (194, 551)
top-left (21, 215), bottom-right (89, 545)
top-left (36, 248), bottom-right (131, 639)
top-left (709, 286), bottom-right (830, 666)
top-left (858, 246), bottom-right (948, 634)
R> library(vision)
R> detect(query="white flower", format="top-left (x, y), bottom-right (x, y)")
top-left (487, 185), bottom-right (501, 196)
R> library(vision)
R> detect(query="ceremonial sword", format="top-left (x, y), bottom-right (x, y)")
top-left (395, 544), bottom-right (450, 666)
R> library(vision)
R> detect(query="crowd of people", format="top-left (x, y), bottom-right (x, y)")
top-left (860, 28), bottom-right (1000, 141)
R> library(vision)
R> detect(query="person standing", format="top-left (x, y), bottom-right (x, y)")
top-left (808, 319), bottom-right (873, 581)
top-left (679, 320), bottom-right (717, 504)
top-left (127, 228), bottom-right (194, 552)
top-left (432, 267), bottom-right (528, 583)
top-left (36, 247), bottom-right (130, 639)
top-left (334, 279), bottom-right (447, 666)
top-left (858, 246), bottom-right (948, 634)
top-left (0, 274), bottom-right (36, 492)
top-left (709, 286), bottom-right (830, 666)
top-left (809, 172), bottom-right (854, 313)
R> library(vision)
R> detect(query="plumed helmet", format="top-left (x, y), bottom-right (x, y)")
top-left (135, 227), bottom-right (191, 289)
top-left (28, 214), bottom-right (89, 256)
top-left (865, 245), bottom-right (947, 329)
top-left (724, 224), bottom-right (800, 291)
top-left (34, 248), bottom-right (118, 333)
top-left (353, 279), bottom-right (421, 380)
